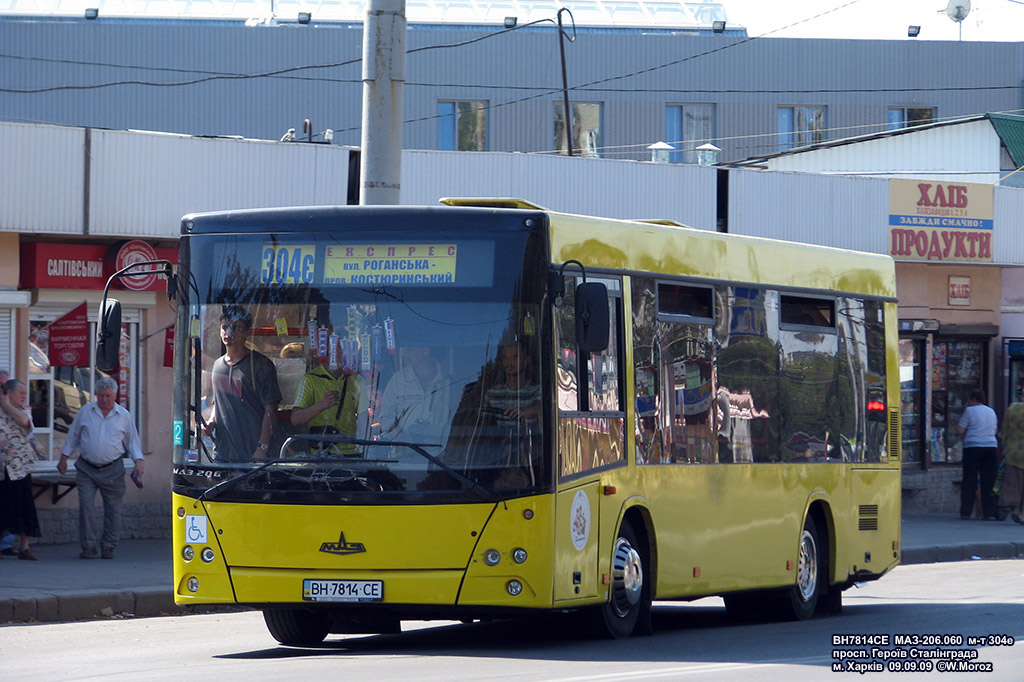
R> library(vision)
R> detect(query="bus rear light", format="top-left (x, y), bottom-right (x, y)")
top-left (866, 400), bottom-right (886, 412)
top-left (512, 548), bottom-right (528, 564)
top-left (483, 549), bottom-right (501, 566)
top-left (506, 580), bottom-right (523, 596)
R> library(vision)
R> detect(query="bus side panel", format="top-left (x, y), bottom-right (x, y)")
top-left (843, 468), bottom-right (901, 579)
top-left (643, 464), bottom-right (797, 597)
top-left (553, 481), bottom-right (601, 603)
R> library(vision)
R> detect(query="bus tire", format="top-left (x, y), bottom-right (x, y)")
top-left (784, 515), bottom-right (822, 621)
top-left (594, 520), bottom-right (648, 639)
top-left (263, 608), bottom-right (331, 646)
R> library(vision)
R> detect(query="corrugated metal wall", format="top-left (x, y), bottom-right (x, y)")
top-left (1, 21), bottom-right (1021, 164)
top-left (4, 121), bottom-right (1023, 265)
top-left (0, 122), bottom-right (84, 233)
top-left (766, 120), bottom-right (1004, 183)
top-left (727, 169), bottom-right (890, 253)
top-left (88, 130), bottom-right (352, 236)
top-left (995, 183), bottom-right (1024, 265)
top-left (401, 150), bottom-right (716, 227)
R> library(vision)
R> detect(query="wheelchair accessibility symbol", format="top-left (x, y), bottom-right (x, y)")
top-left (185, 515), bottom-right (208, 544)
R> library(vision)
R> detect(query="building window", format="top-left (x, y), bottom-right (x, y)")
top-left (665, 104), bottom-right (715, 163)
top-left (437, 100), bottom-right (487, 151)
top-left (553, 102), bottom-right (603, 158)
top-left (887, 107), bottom-right (935, 130)
top-left (777, 106), bottom-right (827, 151)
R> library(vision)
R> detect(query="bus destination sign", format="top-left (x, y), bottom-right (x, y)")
top-left (323, 244), bottom-right (458, 285)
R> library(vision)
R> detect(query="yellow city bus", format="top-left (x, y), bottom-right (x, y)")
top-left (170, 200), bottom-right (901, 644)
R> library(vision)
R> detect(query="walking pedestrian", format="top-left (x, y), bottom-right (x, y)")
top-left (57, 377), bottom-right (145, 559)
top-left (0, 378), bottom-right (42, 560)
top-left (956, 388), bottom-right (999, 520)
top-left (998, 401), bottom-right (1024, 524)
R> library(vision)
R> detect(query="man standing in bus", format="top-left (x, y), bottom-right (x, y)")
top-left (205, 306), bottom-right (281, 462)
top-left (290, 354), bottom-right (368, 455)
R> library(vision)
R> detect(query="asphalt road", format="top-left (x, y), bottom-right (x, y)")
top-left (2, 559), bottom-right (1021, 682)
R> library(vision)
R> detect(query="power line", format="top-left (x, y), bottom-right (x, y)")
top-left (0, 17), bottom-right (553, 94)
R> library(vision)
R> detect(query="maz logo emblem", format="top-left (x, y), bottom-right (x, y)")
top-left (319, 532), bottom-right (366, 555)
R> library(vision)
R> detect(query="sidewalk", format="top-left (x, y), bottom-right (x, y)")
top-left (2, 514), bottom-right (1023, 624)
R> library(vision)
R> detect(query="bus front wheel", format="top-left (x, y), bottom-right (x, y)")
top-left (263, 608), bottom-right (331, 647)
top-left (594, 520), bottom-right (650, 638)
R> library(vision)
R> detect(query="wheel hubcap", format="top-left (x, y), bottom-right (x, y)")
top-left (797, 529), bottom-right (818, 603)
top-left (610, 536), bottom-right (643, 617)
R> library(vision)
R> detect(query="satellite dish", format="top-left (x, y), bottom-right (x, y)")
top-left (943, 0), bottom-right (971, 22)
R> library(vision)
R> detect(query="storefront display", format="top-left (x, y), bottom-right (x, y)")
top-left (930, 340), bottom-right (984, 464)
top-left (899, 338), bottom-right (923, 466)
top-left (1009, 339), bottom-right (1024, 405)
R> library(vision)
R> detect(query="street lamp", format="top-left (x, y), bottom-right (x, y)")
top-left (908, 25), bottom-right (921, 37)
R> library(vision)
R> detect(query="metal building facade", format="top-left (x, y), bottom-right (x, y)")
top-left (2, 19), bottom-right (1022, 163)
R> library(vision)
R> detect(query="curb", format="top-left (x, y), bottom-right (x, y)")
top-left (901, 542), bottom-right (1024, 566)
top-left (0, 588), bottom-right (186, 624)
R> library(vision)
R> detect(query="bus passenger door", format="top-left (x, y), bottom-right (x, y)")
top-left (553, 482), bottom-right (600, 602)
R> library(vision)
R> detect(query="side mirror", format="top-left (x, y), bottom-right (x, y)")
top-left (96, 298), bottom-right (122, 373)
top-left (575, 282), bottom-right (609, 355)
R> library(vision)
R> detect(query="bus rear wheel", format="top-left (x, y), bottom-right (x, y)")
top-left (263, 608), bottom-right (331, 647)
top-left (594, 520), bottom-right (649, 639)
top-left (784, 516), bottom-right (822, 621)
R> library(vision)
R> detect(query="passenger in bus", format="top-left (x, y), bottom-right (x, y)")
top-left (205, 306), bottom-right (282, 462)
top-left (378, 345), bottom-right (454, 448)
top-left (290, 360), bottom-right (368, 456)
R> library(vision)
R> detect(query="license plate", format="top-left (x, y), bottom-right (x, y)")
top-left (302, 579), bottom-right (383, 602)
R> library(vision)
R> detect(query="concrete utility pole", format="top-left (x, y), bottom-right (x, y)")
top-left (360, 0), bottom-right (406, 205)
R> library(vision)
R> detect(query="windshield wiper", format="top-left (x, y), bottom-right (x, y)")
top-left (287, 434), bottom-right (493, 499)
top-left (196, 456), bottom-right (310, 502)
top-left (198, 436), bottom-right (493, 501)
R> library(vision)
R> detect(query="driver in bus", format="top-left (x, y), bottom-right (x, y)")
top-left (378, 345), bottom-right (454, 449)
top-left (475, 338), bottom-right (543, 486)
top-left (204, 306), bottom-right (282, 462)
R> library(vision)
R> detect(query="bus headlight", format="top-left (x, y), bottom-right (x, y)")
top-left (201, 547), bottom-right (215, 563)
top-left (187, 577), bottom-right (200, 593)
top-left (512, 548), bottom-right (528, 564)
top-left (506, 580), bottom-right (523, 596)
top-left (182, 546), bottom-right (194, 562)
top-left (483, 549), bottom-right (501, 566)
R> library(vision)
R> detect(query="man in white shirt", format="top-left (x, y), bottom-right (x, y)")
top-left (956, 388), bottom-right (999, 520)
top-left (58, 377), bottom-right (144, 559)
top-left (378, 346), bottom-right (454, 452)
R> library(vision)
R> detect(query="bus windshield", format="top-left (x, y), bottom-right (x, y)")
top-left (175, 226), bottom-right (549, 503)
